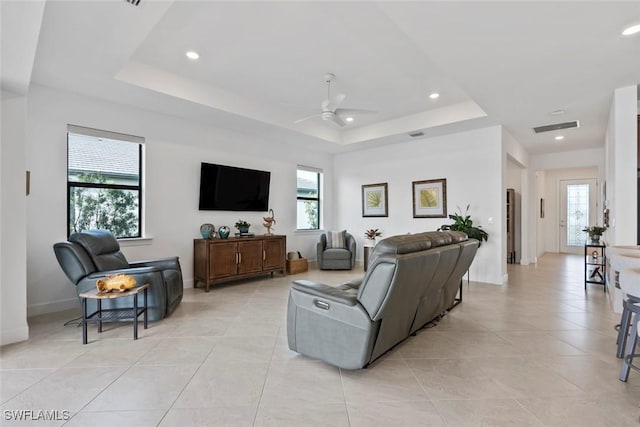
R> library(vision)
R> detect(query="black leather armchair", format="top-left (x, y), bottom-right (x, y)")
top-left (53, 229), bottom-right (183, 321)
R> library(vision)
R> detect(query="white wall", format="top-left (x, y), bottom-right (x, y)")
top-left (25, 85), bottom-right (333, 315)
top-left (605, 85), bottom-right (638, 313)
top-left (1, 92), bottom-right (30, 345)
top-left (605, 85), bottom-right (637, 245)
top-left (333, 126), bottom-right (504, 285)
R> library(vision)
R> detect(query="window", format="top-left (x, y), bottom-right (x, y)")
top-left (67, 125), bottom-right (143, 238)
top-left (297, 166), bottom-right (321, 230)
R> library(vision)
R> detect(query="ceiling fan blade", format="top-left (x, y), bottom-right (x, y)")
top-left (332, 93), bottom-right (347, 108)
top-left (331, 114), bottom-right (345, 127)
top-left (335, 108), bottom-right (378, 115)
top-left (294, 114), bottom-right (319, 124)
top-left (323, 93), bottom-right (347, 112)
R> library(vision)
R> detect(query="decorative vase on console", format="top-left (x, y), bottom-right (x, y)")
top-left (200, 223), bottom-right (215, 239)
top-left (218, 226), bottom-right (230, 239)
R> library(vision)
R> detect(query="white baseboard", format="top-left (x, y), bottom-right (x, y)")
top-left (27, 297), bottom-right (77, 317)
top-left (503, 273), bottom-right (509, 284)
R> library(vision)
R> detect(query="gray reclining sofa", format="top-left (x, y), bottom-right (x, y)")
top-left (287, 231), bottom-right (479, 369)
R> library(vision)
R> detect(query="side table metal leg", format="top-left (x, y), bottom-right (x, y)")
top-left (97, 299), bottom-right (102, 333)
top-left (98, 299), bottom-right (102, 333)
top-left (133, 293), bottom-right (139, 340)
top-left (143, 288), bottom-right (148, 330)
top-left (82, 297), bottom-right (88, 345)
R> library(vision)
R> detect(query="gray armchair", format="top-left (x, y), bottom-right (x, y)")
top-left (53, 229), bottom-right (183, 321)
top-left (317, 231), bottom-right (356, 270)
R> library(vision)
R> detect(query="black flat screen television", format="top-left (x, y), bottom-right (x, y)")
top-left (199, 162), bottom-right (271, 211)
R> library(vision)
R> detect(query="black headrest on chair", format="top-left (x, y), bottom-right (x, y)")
top-left (53, 241), bottom-right (96, 285)
top-left (69, 229), bottom-right (129, 271)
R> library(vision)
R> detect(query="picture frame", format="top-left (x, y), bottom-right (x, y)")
top-left (362, 183), bottom-right (388, 217)
top-left (412, 178), bottom-right (447, 218)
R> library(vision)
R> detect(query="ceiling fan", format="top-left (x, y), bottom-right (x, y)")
top-left (294, 73), bottom-right (377, 127)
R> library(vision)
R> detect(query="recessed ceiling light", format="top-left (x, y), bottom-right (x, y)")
top-left (622, 24), bottom-right (640, 36)
top-left (186, 51), bottom-right (200, 60)
top-left (345, 117), bottom-right (354, 122)
top-left (429, 92), bottom-right (440, 100)
top-left (550, 109), bottom-right (565, 116)
top-left (555, 135), bottom-right (565, 141)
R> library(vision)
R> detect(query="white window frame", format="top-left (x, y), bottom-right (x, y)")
top-left (66, 124), bottom-right (145, 239)
top-left (296, 165), bottom-right (322, 231)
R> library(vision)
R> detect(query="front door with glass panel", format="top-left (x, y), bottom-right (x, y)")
top-left (559, 179), bottom-right (597, 254)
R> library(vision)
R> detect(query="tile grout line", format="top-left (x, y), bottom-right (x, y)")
top-left (153, 338), bottom-right (219, 427)
top-left (250, 309), bottom-right (281, 426)
top-left (402, 356), bottom-right (451, 427)
top-left (60, 337), bottom-right (164, 425)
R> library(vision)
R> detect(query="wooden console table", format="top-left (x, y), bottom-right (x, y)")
top-left (193, 235), bottom-right (286, 292)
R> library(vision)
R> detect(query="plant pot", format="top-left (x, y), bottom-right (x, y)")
top-left (238, 226), bottom-right (250, 234)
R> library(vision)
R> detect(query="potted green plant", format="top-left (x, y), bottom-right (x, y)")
top-left (364, 229), bottom-right (382, 246)
top-left (439, 204), bottom-right (489, 245)
top-left (583, 225), bottom-right (607, 244)
top-left (235, 219), bottom-right (251, 234)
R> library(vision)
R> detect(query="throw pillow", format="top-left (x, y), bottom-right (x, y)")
top-left (326, 230), bottom-right (347, 249)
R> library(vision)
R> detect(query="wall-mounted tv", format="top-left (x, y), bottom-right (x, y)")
top-left (199, 162), bottom-right (271, 211)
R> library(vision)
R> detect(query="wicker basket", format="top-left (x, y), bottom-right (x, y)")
top-left (286, 258), bottom-right (308, 275)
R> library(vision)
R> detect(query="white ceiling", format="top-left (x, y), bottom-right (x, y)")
top-left (14, 1), bottom-right (640, 154)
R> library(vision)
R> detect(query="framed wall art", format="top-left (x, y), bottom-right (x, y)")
top-left (412, 178), bottom-right (447, 218)
top-left (362, 183), bottom-right (388, 217)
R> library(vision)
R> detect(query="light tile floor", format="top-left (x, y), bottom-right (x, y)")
top-left (2, 253), bottom-right (640, 426)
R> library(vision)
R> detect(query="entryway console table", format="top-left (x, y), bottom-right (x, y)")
top-left (585, 242), bottom-right (606, 292)
top-left (193, 235), bottom-right (286, 292)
